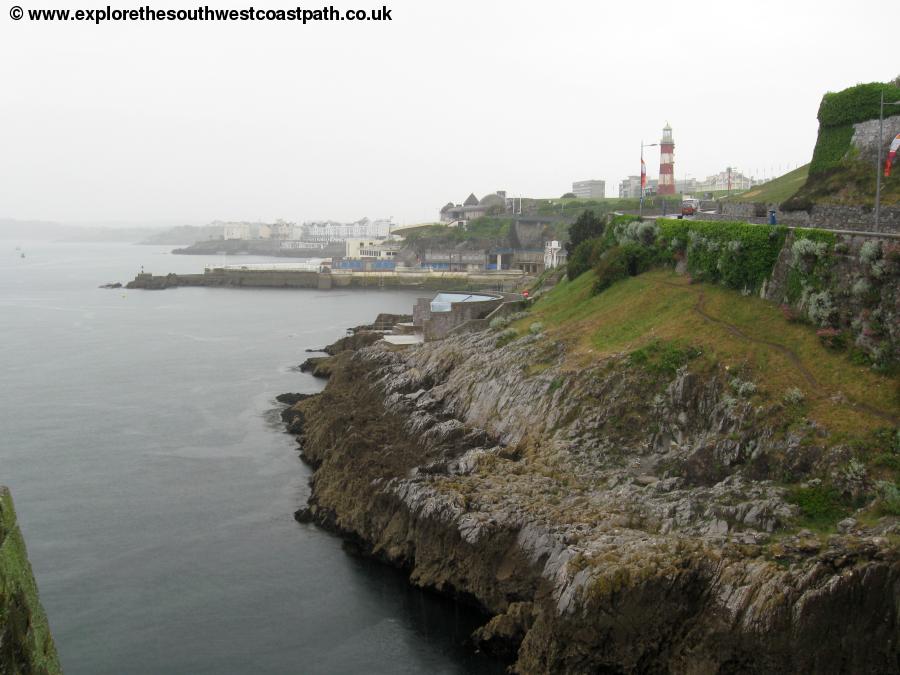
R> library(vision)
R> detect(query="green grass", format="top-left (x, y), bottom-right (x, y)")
top-left (0, 489), bottom-right (61, 673)
top-left (522, 269), bottom-right (898, 434)
top-left (726, 164), bottom-right (809, 205)
top-left (786, 484), bottom-right (855, 530)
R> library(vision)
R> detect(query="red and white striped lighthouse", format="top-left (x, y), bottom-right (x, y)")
top-left (658, 123), bottom-right (675, 195)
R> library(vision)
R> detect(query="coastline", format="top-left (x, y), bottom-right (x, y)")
top-left (281, 317), bottom-right (900, 673)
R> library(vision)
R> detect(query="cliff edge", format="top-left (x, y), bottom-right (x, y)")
top-left (0, 487), bottom-right (61, 674)
top-left (285, 269), bottom-right (899, 673)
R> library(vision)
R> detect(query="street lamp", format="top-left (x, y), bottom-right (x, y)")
top-left (639, 140), bottom-right (658, 218)
top-left (875, 90), bottom-right (900, 229)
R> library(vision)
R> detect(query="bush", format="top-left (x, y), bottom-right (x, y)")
top-left (816, 327), bottom-right (846, 350)
top-left (805, 289), bottom-right (835, 327)
top-left (875, 481), bottom-right (900, 516)
top-left (529, 322), bottom-right (544, 335)
top-left (628, 340), bottom-right (701, 376)
top-left (783, 387), bottom-right (805, 405)
top-left (489, 316), bottom-right (510, 330)
top-left (592, 243), bottom-right (661, 295)
top-left (592, 246), bottom-right (631, 293)
top-left (788, 484), bottom-right (852, 527)
top-left (730, 377), bottom-right (757, 397)
top-left (495, 328), bottom-right (518, 347)
top-left (566, 236), bottom-right (607, 281)
top-left (566, 210), bottom-right (605, 255)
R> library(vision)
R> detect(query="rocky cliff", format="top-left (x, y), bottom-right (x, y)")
top-left (0, 487), bottom-right (61, 674)
top-left (285, 325), bottom-right (900, 673)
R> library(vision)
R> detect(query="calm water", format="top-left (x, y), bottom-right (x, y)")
top-left (0, 242), bottom-right (503, 674)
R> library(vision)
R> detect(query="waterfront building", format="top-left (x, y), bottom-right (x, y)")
top-left (301, 217), bottom-right (392, 242)
top-left (572, 180), bottom-right (606, 199)
top-left (344, 239), bottom-right (400, 260)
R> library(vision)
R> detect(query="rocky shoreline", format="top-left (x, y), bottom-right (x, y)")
top-left (281, 320), bottom-right (900, 673)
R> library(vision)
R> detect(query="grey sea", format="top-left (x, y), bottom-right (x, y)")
top-left (0, 242), bottom-right (504, 674)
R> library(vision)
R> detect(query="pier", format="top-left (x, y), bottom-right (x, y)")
top-left (125, 264), bottom-right (526, 292)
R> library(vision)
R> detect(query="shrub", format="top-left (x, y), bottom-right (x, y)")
top-left (592, 243), bottom-right (661, 295)
top-left (495, 328), bottom-right (518, 347)
top-left (787, 484), bottom-right (852, 527)
top-left (816, 327), bottom-right (846, 350)
top-left (529, 322), bottom-right (544, 335)
top-left (489, 316), bottom-right (510, 330)
top-left (566, 237), bottom-right (607, 281)
top-left (566, 210), bottom-right (605, 255)
top-left (859, 240), bottom-right (882, 265)
top-left (628, 340), bottom-right (701, 376)
top-left (730, 377), bottom-right (757, 397)
top-left (592, 246), bottom-right (631, 294)
top-left (783, 387), bottom-right (805, 405)
top-left (876, 481), bottom-right (900, 516)
top-left (805, 290), bottom-right (835, 327)
top-left (851, 278), bottom-right (871, 297)
top-left (791, 237), bottom-right (827, 267)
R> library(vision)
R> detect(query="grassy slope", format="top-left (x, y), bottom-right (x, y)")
top-left (522, 269), bottom-right (897, 435)
top-left (726, 164), bottom-right (810, 204)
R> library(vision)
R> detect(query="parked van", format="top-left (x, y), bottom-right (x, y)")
top-left (681, 198), bottom-right (700, 216)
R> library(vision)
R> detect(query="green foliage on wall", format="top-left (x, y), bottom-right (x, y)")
top-left (808, 124), bottom-right (855, 175)
top-left (807, 81), bottom-right (900, 177)
top-left (658, 219), bottom-right (788, 292)
top-left (817, 82), bottom-right (900, 127)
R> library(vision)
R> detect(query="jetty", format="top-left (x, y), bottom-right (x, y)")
top-left (126, 263), bottom-right (526, 292)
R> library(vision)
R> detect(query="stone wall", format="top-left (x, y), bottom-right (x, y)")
top-left (851, 113), bottom-right (900, 165)
top-left (420, 295), bottom-right (504, 341)
top-left (698, 202), bottom-right (900, 234)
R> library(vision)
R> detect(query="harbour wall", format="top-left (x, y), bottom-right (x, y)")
top-left (125, 268), bottom-right (526, 292)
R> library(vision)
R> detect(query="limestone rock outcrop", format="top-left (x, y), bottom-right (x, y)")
top-left (284, 329), bottom-right (900, 673)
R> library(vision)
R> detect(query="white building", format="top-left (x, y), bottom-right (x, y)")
top-left (302, 217), bottom-right (392, 242)
top-left (344, 239), bottom-right (399, 260)
top-left (572, 180), bottom-right (606, 199)
top-left (222, 222), bottom-right (274, 240)
top-left (544, 240), bottom-right (566, 269)
top-left (618, 176), bottom-right (657, 198)
top-left (693, 168), bottom-right (756, 193)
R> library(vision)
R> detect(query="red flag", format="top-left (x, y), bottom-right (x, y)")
top-left (885, 134), bottom-right (900, 177)
top-left (640, 158), bottom-right (647, 187)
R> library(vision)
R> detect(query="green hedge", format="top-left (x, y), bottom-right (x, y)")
top-left (809, 124), bottom-right (855, 175)
top-left (658, 219), bottom-right (788, 291)
top-left (817, 82), bottom-right (900, 127)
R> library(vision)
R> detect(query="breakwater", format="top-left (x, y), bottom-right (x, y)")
top-left (126, 266), bottom-right (526, 291)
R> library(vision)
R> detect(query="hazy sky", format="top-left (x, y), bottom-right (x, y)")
top-left (1, 0), bottom-right (897, 226)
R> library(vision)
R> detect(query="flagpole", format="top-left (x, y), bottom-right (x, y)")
top-left (639, 140), bottom-right (644, 218)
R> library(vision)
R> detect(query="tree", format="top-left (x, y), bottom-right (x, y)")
top-left (561, 192), bottom-right (576, 199)
top-left (566, 210), bottom-right (604, 255)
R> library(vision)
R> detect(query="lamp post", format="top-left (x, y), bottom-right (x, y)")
top-left (875, 90), bottom-right (900, 229)
top-left (639, 140), bottom-right (658, 218)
